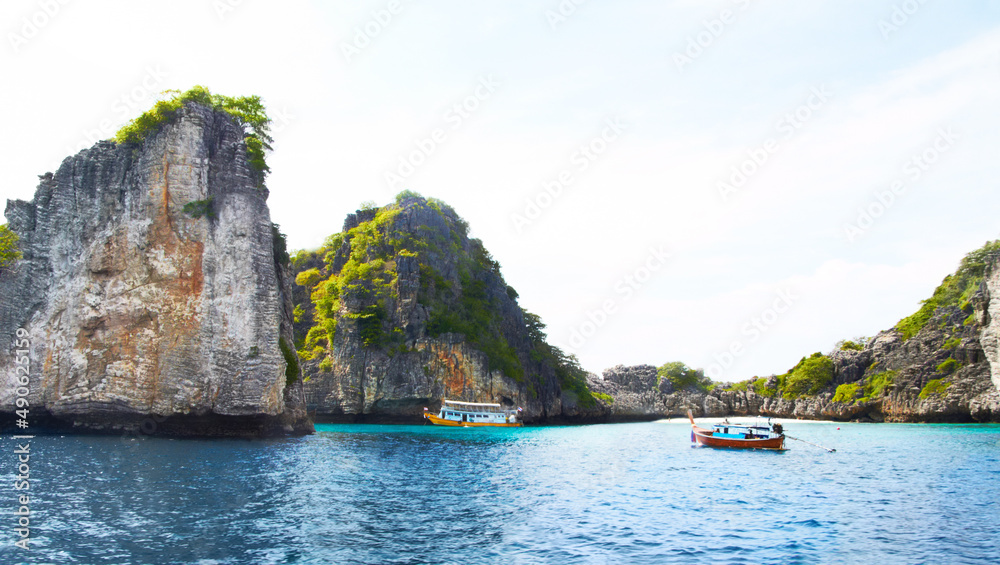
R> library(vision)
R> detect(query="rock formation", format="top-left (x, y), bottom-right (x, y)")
top-left (291, 196), bottom-right (607, 423)
top-left (0, 102), bottom-right (312, 437)
top-left (976, 259), bottom-right (1000, 394)
top-left (591, 250), bottom-right (1000, 423)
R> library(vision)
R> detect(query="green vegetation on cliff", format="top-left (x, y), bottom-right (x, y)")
top-left (833, 383), bottom-right (860, 403)
top-left (780, 353), bottom-right (834, 398)
top-left (713, 241), bottom-right (997, 415)
top-left (271, 224), bottom-right (291, 267)
top-left (830, 369), bottom-right (897, 405)
top-left (726, 377), bottom-right (776, 397)
top-left (935, 358), bottom-right (960, 374)
top-left (862, 370), bottom-right (896, 402)
top-left (0, 224), bottom-right (21, 271)
top-left (837, 339), bottom-right (866, 351)
top-left (657, 362), bottom-right (712, 392)
top-left (291, 193), bottom-right (592, 404)
top-left (919, 378), bottom-right (951, 399)
top-left (524, 310), bottom-right (594, 405)
top-left (182, 198), bottom-right (214, 219)
top-left (279, 338), bottom-right (300, 387)
top-left (295, 204), bottom-right (402, 355)
top-left (727, 353), bottom-right (834, 399)
top-left (421, 244), bottom-right (524, 381)
top-left (895, 240), bottom-right (1000, 340)
top-left (114, 86), bottom-right (273, 186)
top-left (752, 378), bottom-right (777, 397)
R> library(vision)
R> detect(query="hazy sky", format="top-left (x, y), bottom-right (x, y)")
top-left (2, 0), bottom-right (999, 380)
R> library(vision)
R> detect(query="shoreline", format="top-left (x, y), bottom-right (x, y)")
top-left (7, 412), bottom-right (997, 440)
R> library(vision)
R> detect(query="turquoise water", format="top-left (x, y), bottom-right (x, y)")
top-left (2, 421), bottom-right (999, 564)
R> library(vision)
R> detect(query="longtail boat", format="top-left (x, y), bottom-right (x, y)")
top-left (423, 400), bottom-right (522, 427)
top-left (687, 410), bottom-right (785, 450)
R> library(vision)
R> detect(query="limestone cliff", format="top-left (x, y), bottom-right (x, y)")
top-left (0, 102), bottom-right (312, 437)
top-left (976, 257), bottom-right (1000, 394)
top-left (291, 195), bottom-right (606, 423)
top-left (593, 245), bottom-right (1000, 423)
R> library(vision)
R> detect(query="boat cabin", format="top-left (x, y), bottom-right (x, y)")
top-left (425, 400), bottom-right (522, 427)
top-left (687, 410), bottom-right (786, 449)
top-left (709, 422), bottom-right (776, 440)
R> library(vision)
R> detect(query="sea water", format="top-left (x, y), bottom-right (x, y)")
top-left (1, 420), bottom-right (998, 564)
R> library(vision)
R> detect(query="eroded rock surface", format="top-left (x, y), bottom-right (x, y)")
top-left (591, 263), bottom-right (1000, 423)
top-left (0, 103), bottom-right (311, 436)
top-left (294, 198), bottom-right (607, 423)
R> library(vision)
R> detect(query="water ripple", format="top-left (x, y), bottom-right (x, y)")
top-left (0, 422), bottom-right (998, 563)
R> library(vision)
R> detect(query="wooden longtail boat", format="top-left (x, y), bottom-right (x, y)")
top-left (424, 400), bottom-right (522, 427)
top-left (687, 410), bottom-right (785, 450)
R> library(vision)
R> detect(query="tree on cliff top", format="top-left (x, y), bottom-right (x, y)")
top-left (0, 224), bottom-right (22, 272)
top-left (657, 362), bottom-right (712, 392)
top-left (114, 86), bottom-right (273, 186)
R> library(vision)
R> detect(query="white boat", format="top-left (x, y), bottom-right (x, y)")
top-left (423, 399), bottom-right (522, 427)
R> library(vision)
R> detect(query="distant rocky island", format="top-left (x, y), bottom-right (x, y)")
top-left (589, 243), bottom-right (1000, 423)
top-left (1, 89), bottom-right (997, 437)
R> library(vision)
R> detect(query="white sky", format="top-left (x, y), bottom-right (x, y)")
top-left (2, 0), bottom-right (999, 380)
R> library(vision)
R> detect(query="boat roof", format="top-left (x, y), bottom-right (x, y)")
top-left (713, 422), bottom-right (770, 429)
top-left (443, 400), bottom-right (503, 408)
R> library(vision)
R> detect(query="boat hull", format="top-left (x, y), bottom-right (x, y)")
top-left (692, 427), bottom-right (785, 450)
top-left (424, 413), bottom-right (522, 428)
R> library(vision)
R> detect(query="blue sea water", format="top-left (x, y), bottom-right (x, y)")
top-left (1, 420), bottom-right (999, 565)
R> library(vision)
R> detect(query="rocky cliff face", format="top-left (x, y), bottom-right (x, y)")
top-left (593, 253), bottom-right (1000, 423)
top-left (976, 259), bottom-right (1000, 394)
top-left (292, 196), bottom-right (607, 423)
top-left (0, 102), bottom-right (312, 437)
